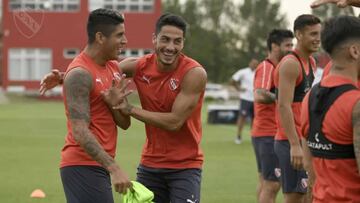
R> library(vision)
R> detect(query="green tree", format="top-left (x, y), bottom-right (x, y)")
top-left (162, 0), bottom-right (288, 83)
top-left (163, 0), bottom-right (238, 82)
top-left (235, 0), bottom-right (288, 71)
top-left (312, 3), bottom-right (355, 21)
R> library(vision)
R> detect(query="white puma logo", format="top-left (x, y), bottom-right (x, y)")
top-left (186, 199), bottom-right (198, 203)
top-left (95, 78), bottom-right (103, 84)
top-left (142, 75), bottom-right (151, 84)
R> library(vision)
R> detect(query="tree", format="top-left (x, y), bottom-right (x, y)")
top-left (312, 3), bottom-right (355, 21)
top-left (235, 0), bottom-right (288, 71)
top-left (162, 0), bottom-right (288, 83)
top-left (163, 0), bottom-right (238, 82)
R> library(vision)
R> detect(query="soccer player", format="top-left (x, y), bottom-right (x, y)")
top-left (40, 13), bottom-right (206, 203)
top-left (252, 29), bottom-right (294, 203)
top-left (301, 15), bottom-right (360, 202)
top-left (273, 14), bottom-right (321, 203)
top-left (58, 9), bottom-right (132, 203)
top-left (231, 58), bottom-right (258, 144)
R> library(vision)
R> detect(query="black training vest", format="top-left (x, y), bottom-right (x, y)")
top-left (307, 83), bottom-right (356, 159)
top-left (275, 52), bottom-right (314, 102)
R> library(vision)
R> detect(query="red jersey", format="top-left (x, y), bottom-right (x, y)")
top-left (321, 61), bottom-right (332, 79)
top-left (60, 52), bottom-right (122, 168)
top-left (322, 61), bottom-right (360, 87)
top-left (274, 50), bottom-right (316, 140)
top-left (301, 75), bottom-right (360, 203)
top-left (252, 59), bottom-right (277, 136)
top-left (133, 53), bottom-right (204, 169)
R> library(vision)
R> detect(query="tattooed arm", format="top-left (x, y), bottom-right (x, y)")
top-left (107, 107), bottom-right (131, 130)
top-left (352, 100), bottom-right (360, 174)
top-left (254, 89), bottom-right (276, 104)
top-left (64, 67), bottom-right (131, 193)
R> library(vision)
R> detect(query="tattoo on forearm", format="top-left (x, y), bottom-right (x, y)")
top-left (256, 89), bottom-right (275, 104)
top-left (65, 69), bottom-right (92, 123)
top-left (65, 69), bottom-right (115, 168)
top-left (74, 125), bottom-right (114, 168)
top-left (352, 101), bottom-right (360, 171)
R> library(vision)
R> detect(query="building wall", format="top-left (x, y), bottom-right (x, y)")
top-left (1, 0), bottom-right (161, 91)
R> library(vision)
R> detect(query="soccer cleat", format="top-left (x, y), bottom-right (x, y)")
top-left (234, 137), bottom-right (242, 144)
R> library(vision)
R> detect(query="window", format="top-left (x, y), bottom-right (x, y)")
top-left (120, 49), bottom-right (152, 57)
top-left (130, 50), bottom-right (139, 56)
top-left (8, 48), bottom-right (52, 81)
top-left (142, 5), bottom-right (152, 11)
top-left (89, 0), bottom-right (154, 12)
top-left (116, 4), bottom-right (126, 11)
top-left (9, 0), bottom-right (80, 12)
top-left (129, 4), bottom-right (139, 11)
top-left (63, 48), bottom-right (80, 59)
top-left (144, 49), bottom-right (152, 55)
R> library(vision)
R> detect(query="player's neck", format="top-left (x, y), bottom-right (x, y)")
top-left (84, 45), bottom-right (107, 67)
top-left (268, 53), bottom-right (279, 66)
top-left (157, 59), bottom-right (179, 72)
top-left (330, 59), bottom-right (358, 83)
top-left (295, 45), bottom-right (311, 60)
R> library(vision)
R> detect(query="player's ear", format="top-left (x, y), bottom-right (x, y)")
top-left (152, 33), bottom-right (157, 46)
top-left (349, 41), bottom-right (360, 60)
top-left (95, 32), bottom-right (106, 45)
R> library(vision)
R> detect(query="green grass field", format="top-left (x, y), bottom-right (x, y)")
top-left (0, 95), bottom-right (282, 203)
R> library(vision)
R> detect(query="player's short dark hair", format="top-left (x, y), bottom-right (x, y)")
top-left (87, 8), bottom-right (124, 44)
top-left (267, 29), bottom-right (294, 51)
top-left (155, 13), bottom-right (187, 37)
top-left (321, 15), bottom-right (360, 55)
top-left (293, 14), bottom-right (321, 32)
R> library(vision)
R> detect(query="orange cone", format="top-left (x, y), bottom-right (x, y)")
top-left (30, 189), bottom-right (46, 198)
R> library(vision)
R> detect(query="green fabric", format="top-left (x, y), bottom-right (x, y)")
top-left (122, 181), bottom-right (154, 203)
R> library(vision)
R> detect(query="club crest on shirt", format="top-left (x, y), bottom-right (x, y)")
top-left (169, 78), bottom-right (179, 91)
top-left (113, 72), bottom-right (122, 81)
top-left (301, 178), bottom-right (308, 189)
top-left (274, 168), bottom-right (281, 178)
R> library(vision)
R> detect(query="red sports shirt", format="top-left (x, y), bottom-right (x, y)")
top-left (322, 61), bottom-right (360, 87)
top-left (61, 51), bottom-right (121, 168)
top-left (134, 53), bottom-right (205, 169)
top-left (301, 75), bottom-right (360, 203)
top-left (252, 59), bottom-right (277, 136)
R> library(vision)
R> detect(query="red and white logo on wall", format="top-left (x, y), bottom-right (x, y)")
top-left (13, 8), bottom-right (44, 39)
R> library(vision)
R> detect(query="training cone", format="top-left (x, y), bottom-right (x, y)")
top-left (30, 189), bottom-right (46, 198)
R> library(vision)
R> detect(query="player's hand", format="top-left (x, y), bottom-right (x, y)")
top-left (311, 0), bottom-right (349, 8)
top-left (290, 144), bottom-right (304, 170)
top-left (39, 69), bottom-right (62, 95)
top-left (102, 74), bottom-right (132, 107)
top-left (108, 164), bottom-right (132, 194)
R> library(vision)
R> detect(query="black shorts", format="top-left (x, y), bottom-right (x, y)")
top-left (274, 140), bottom-right (308, 194)
top-left (136, 164), bottom-right (202, 203)
top-left (60, 166), bottom-right (114, 203)
top-left (252, 136), bottom-right (279, 181)
top-left (239, 99), bottom-right (254, 119)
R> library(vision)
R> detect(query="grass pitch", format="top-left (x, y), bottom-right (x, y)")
top-left (0, 95), bottom-right (283, 203)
